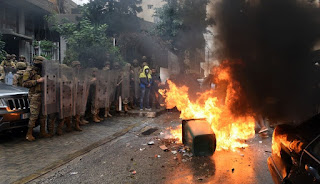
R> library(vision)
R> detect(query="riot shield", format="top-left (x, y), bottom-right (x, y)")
top-left (42, 60), bottom-right (59, 115)
top-left (73, 68), bottom-right (89, 116)
top-left (100, 69), bottom-right (112, 108)
top-left (121, 64), bottom-right (131, 100)
top-left (95, 70), bottom-right (107, 109)
top-left (59, 65), bottom-right (74, 119)
top-left (132, 66), bottom-right (141, 99)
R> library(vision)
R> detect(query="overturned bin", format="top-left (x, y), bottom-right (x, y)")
top-left (182, 119), bottom-right (216, 156)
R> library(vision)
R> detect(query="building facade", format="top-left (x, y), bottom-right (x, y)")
top-left (137, 0), bottom-right (166, 23)
top-left (0, 0), bottom-right (77, 63)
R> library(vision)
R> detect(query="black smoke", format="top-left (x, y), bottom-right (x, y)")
top-left (214, 0), bottom-right (320, 122)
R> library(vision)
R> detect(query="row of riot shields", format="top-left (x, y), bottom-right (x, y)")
top-left (42, 60), bottom-right (119, 119)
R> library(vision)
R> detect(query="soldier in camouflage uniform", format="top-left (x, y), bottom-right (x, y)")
top-left (122, 63), bottom-right (131, 112)
top-left (0, 66), bottom-right (5, 82)
top-left (89, 67), bottom-right (101, 123)
top-left (13, 62), bottom-right (27, 86)
top-left (103, 61), bottom-right (112, 118)
top-left (72, 61), bottom-right (88, 129)
top-left (11, 54), bottom-right (18, 63)
top-left (19, 55), bottom-right (29, 66)
top-left (113, 62), bottom-right (123, 112)
top-left (131, 59), bottom-right (141, 107)
top-left (1, 54), bottom-right (15, 68)
top-left (22, 56), bottom-right (50, 141)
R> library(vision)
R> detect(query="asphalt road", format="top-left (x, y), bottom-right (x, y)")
top-left (32, 112), bottom-right (274, 184)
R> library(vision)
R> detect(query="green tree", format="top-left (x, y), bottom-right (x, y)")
top-left (83, 0), bottom-right (143, 37)
top-left (0, 33), bottom-right (6, 61)
top-left (47, 15), bottom-right (123, 68)
top-left (154, 0), bottom-right (211, 72)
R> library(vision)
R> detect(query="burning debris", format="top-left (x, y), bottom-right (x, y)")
top-left (160, 66), bottom-right (256, 151)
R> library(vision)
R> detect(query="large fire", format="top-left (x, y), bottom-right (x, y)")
top-left (160, 63), bottom-right (256, 151)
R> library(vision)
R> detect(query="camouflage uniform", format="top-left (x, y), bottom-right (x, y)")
top-left (113, 62), bottom-right (123, 111)
top-left (13, 62), bottom-right (27, 86)
top-left (22, 56), bottom-right (50, 141)
top-left (0, 66), bottom-right (5, 82)
top-left (103, 62), bottom-right (112, 118)
top-left (131, 59), bottom-right (141, 107)
top-left (1, 54), bottom-right (15, 68)
top-left (122, 63), bottom-right (131, 112)
top-left (89, 67), bottom-right (101, 123)
top-left (72, 61), bottom-right (87, 129)
top-left (11, 54), bottom-right (18, 63)
top-left (19, 55), bottom-right (29, 66)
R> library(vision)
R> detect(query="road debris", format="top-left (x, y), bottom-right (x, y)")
top-left (130, 170), bottom-right (136, 175)
top-left (232, 168), bottom-right (235, 173)
top-left (148, 141), bottom-right (155, 145)
top-left (70, 172), bottom-right (78, 175)
top-left (159, 145), bottom-right (169, 151)
top-left (171, 151), bottom-right (177, 155)
top-left (259, 141), bottom-right (262, 143)
top-left (139, 148), bottom-right (145, 151)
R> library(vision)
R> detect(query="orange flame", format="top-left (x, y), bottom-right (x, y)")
top-left (160, 63), bottom-right (256, 151)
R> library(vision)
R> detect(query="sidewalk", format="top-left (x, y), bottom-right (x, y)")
top-left (0, 116), bottom-right (150, 184)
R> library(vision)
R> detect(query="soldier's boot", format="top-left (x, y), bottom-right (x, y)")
top-left (48, 119), bottom-right (55, 137)
top-left (93, 114), bottom-right (101, 123)
top-left (74, 115), bottom-right (82, 131)
top-left (105, 108), bottom-right (112, 118)
top-left (66, 119), bottom-right (72, 132)
top-left (124, 104), bottom-right (129, 112)
top-left (80, 117), bottom-right (89, 125)
top-left (56, 120), bottom-right (65, 136)
top-left (39, 122), bottom-right (51, 138)
top-left (98, 116), bottom-right (103, 121)
top-left (26, 127), bottom-right (35, 141)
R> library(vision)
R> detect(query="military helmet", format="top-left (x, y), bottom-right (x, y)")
top-left (105, 61), bottom-right (110, 65)
top-left (16, 62), bottom-right (27, 70)
top-left (33, 56), bottom-right (46, 64)
top-left (133, 59), bottom-right (138, 64)
top-left (114, 62), bottom-right (120, 67)
top-left (142, 56), bottom-right (147, 61)
top-left (71, 61), bottom-right (81, 67)
top-left (11, 54), bottom-right (16, 58)
top-left (6, 54), bottom-right (11, 58)
top-left (19, 55), bottom-right (26, 59)
top-left (142, 62), bottom-right (148, 67)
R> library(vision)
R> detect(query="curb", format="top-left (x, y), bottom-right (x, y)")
top-left (13, 122), bottom-right (143, 184)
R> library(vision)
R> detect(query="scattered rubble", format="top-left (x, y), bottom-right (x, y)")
top-left (148, 141), bottom-right (155, 145)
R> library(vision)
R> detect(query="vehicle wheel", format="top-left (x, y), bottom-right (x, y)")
top-left (11, 127), bottom-right (28, 136)
top-left (282, 179), bottom-right (293, 184)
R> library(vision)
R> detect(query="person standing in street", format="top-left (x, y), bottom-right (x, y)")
top-left (131, 59), bottom-right (141, 108)
top-left (13, 62), bottom-right (27, 86)
top-left (139, 65), bottom-right (152, 110)
top-left (103, 61), bottom-right (113, 118)
top-left (150, 67), bottom-right (161, 109)
top-left (22, 56), bottom-right (50, 141)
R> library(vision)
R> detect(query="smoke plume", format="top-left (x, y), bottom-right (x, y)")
top-left (214, 0), bottom-right (320, 122)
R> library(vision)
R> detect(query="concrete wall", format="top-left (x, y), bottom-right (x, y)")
top-left (137, 0), bottom-right (166, 23)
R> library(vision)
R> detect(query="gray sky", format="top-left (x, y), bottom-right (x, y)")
top-left (73, 0), bottom-right (89, 5)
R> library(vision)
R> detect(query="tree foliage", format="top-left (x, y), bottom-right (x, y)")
top-left (46, 15), bottom-right (123, 68)
top-left (83, 0), bottom-right (143, 36)
top-left (154, 0), bottom-right (210, 52)
top-left (0, 33), bottom-right (6, 61)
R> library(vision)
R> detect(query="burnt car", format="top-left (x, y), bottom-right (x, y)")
top-left (268, 114), bottom-right (320, 184)
top-left (0, 82), bottom-right (30, 133)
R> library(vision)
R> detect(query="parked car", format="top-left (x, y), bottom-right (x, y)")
top-left (268, 114), bottom-right (320, 184)
top-left (0, 82), bottom-right (30, 133)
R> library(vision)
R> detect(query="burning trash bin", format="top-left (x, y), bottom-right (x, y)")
top-left (182, 119), bottom-right (216, 156)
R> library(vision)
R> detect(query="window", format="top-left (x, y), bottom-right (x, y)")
top-left (148, 5), bottom-right (153, 9)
